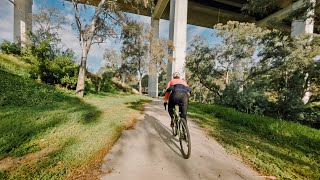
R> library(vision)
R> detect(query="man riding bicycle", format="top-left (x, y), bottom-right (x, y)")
top-left (164, 72), bottom-right (191, 127)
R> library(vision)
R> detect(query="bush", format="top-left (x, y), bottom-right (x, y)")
top-left (0, 40), bottom-right (21, 55)
top-left (300, 102), bottom-right (320, 128)
top-left (221, 83), bottom-right (269, 114)
top-left (29, 51), bottom-right (79, 89)
top-left (100, 71), bottom-right (117, 93)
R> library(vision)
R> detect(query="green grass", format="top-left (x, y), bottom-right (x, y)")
top-left (0, 53), bottom-right (30, 77)
top-left (0, 53), bottom-right (152, 179)
top-left (188, 102), bottom-right (320, 180)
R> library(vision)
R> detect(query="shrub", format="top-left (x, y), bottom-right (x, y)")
top-left (0, 40), bottom-right (21, 55)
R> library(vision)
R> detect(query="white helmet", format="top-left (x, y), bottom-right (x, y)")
top-left (173, 72), bottom-right (180, 79)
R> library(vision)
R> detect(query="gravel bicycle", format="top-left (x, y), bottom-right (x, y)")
top-left (165, 102), bottom-right (191, 159)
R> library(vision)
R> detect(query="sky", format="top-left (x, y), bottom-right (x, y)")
top-left (0, 0), bottom-right (218, 72)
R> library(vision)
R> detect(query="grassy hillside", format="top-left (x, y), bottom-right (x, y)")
top-left (0, 53), bottom-right (151, 179)
top-left (189, 102), bottom-right (320, 180)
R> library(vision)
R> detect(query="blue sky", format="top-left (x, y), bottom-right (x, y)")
top-left (0, 0), bottom-right (218, 72)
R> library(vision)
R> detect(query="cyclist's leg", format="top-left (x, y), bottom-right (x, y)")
top-left (168, 93), bottom-right (178, 126)
top-left (168, 102), bottom-right (175, 119)
top-left (179, 93), bottom-right (189, 121)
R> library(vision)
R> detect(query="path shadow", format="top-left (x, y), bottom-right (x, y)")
top-left (145, 114), bottom-right (183, 158)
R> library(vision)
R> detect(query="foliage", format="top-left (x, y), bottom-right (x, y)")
top-left (32, 6), bottom-right (67, 44)
top-left (102, 19), bottom-right (172, 94)
top-left (242, 0), bottom-right (279, 18)
top-left (102, 48), bottom-right (129, 83)
top-left (187, 21), bottom-right (320, 127)
top-left (121, 20), bottom-right (149, 94)
top-left (70, 0), bottom-right (150, 96)
top-left (0, 40), bottom-right (22, 55)
top-left (242, 0), bottom-right (320, 32)
top-left (187, 22), bottom-right (268, 102)
top-left (254, 31), bottom-right (320, 123)
top-left (186, 36), bottom-right (223, 99)
top-left (189, 102), bottom-right (320, 180)
top-left (16, 6), bottom-right (80, 89)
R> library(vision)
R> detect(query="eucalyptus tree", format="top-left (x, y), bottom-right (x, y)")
top-left (70, 0), bottom-right (151, 97)
top-left (255, 30), bottom-right (320, 118)
top-left (32, 7), bottom-right (66, 45)
top-left (29, 6), bottom-right (67, 61)
top-left (103, 48), bottom-right (125, 82)
top-left (121, 20), bottom-right (148, 94)
top-left (214, 22), bottom-right (267, 86)
top-left (187, 22), bottom-right (268, 101)
top-left (120, 20), bottom-right (172, 94)
top-left (186, 36), bottom-right (223, 99)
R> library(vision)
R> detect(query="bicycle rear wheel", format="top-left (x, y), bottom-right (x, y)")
top-left (179, 118), bottom-right (191, 159)
top-left (172, 115), bottom-right (178, 136)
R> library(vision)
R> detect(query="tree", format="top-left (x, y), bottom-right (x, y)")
top-left (186, 36), bottom-right (223, 99)
top-left (103, 48), bottom-right (122, 71)
top-left (71, 0), bottom-right (121, 97)
top-left (187, 22), bottom-right (268, 102)
top-left (119, 19), bottom-right (172, 94)
top-left (32, 6), bottom-right (67, 44)
top-left (25, 6), bottom-right (78, 88)
top-left (28, 6), bottom-right (67, 61)
top-left (254, 30), bottom-right (320, 119)
top-left (70, 0), bottom-right (150, 97)
top-left (121, 21), bottom-right (148, 94)
top-left (148, 29), bottom-right (173, 80)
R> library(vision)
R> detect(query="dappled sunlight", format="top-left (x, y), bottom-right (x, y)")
top-left (125, 98), bottom-right (152, 111)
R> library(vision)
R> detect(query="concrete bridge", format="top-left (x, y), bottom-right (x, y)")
top-left (13, 0), bottom-right (317, 97)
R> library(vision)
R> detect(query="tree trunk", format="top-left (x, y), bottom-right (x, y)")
top-left (225, 69), bottom-right (229, 85)
top-left (302, 73), bottom-right (312, 104)
top-left (76, 48), bottom-right (88, 97)
top-left (139, 78), bottom-right (142, 95)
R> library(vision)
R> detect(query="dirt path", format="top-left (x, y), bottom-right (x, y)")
top-left (100, 99), bottom-right (263, 180)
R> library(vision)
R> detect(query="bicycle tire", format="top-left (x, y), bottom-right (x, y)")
top-left (179, 118), bottom-right (191, 159)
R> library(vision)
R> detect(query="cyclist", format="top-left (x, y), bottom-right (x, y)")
top-left (164, 72), bottom-right (191, 127)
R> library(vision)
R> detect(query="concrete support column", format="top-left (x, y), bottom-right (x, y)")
top-left (148, 18), bottom-right (160, 98)
top-left (14, 0), bottom-right (33, 44)
top-left (290, 0), bottom-right (315, 104)
top-left (291, 19), bottom-right (314, 36)
top-left (167, 0), bottom-right (188, 82)
top-left (291, 0), bottom-right (315, 36)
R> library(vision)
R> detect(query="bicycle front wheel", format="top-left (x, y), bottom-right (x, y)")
top-left (179, 118), bottom-right (191, 159)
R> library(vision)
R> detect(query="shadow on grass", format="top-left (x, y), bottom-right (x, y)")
top-left (4, 136), bottom-right (80, 179)
top-left (125, 99), bottom-right (152, 111)
top-left (0, 70), bottom-right (101, 159)
top-left (188, 102), bottom-right (320, 179)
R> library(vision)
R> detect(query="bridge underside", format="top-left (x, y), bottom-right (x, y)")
top-left (89, 0), bottom-right (254, 28)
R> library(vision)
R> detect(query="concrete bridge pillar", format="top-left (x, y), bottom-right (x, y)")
top-left (148, 18), bottom-right (160, 98)
top-left (14, 0), bottom-right (33, 44)
top-left (291, 0), bottom-right (315, 36)
top-left (167, 0), bottom-right (188, 82)
top-left (291, 18), bottom-right (314, 36)
top-left (290, 0), bottom-right (315, 104)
